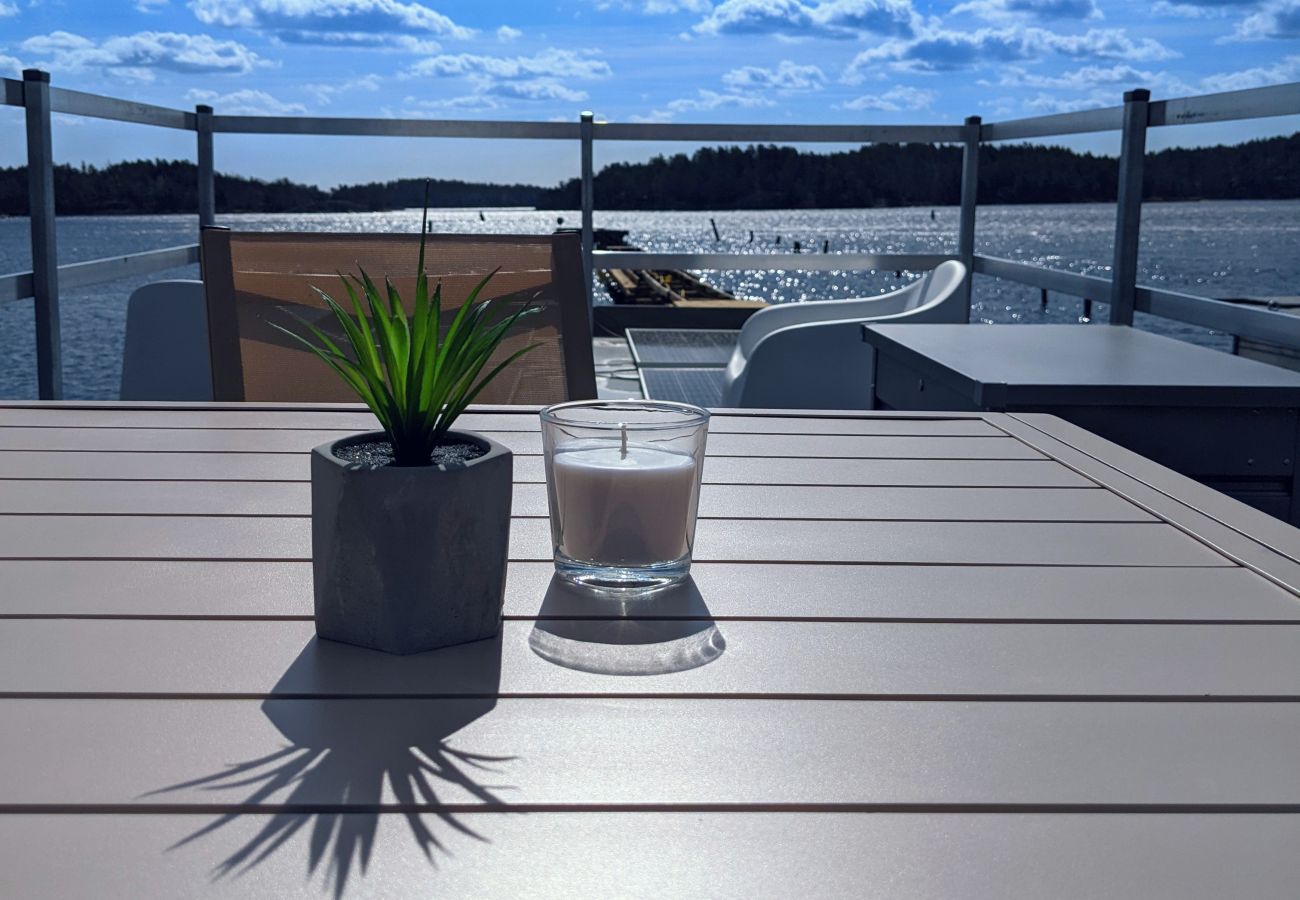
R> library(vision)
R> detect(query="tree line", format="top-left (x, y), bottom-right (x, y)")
top-left (0, 133), bottom-right (1293, 215)
top-left (536, 133), bottom-right (1300, 209)
top-left (0, 162), bottom-right (541, 215)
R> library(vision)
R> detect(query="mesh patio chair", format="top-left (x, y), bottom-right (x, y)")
top-left (200, 228), bottom-right (596, 404)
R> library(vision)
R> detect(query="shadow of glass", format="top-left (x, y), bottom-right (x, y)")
top-left (149, 634), bottom-right (510, 898)
top-left (528, 575), bottom-right (726, 676)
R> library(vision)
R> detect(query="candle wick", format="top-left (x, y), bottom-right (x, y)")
top-left (620, 423), bottom-right (628, 459)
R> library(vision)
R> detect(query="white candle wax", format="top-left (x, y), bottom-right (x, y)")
top-left (550, 440), bottom-right (700, 566)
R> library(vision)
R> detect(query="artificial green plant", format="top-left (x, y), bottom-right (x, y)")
top-left (274, 197), bottom-right (540, 466)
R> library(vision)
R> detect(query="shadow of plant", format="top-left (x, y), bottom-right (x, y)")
top-left (149, 634), bottom-right (512, 897)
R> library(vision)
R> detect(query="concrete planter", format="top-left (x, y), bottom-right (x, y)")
top-left (310, 430), bottom-right (513, 655)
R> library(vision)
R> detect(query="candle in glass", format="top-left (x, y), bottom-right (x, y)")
top-left (541, 401), bottom-right (709, 589)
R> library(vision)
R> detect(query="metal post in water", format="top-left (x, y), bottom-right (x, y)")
top-left (195, 104), bottom-right (215, 228)
top-left (1109, 88), bottom-right (1150, 326)
top-left (579, 111), bottom-right (594, 315)
top-left (1040, 288), bottom-right (1048, 309)
top-left (957, 115), bottom-right (981, 323)
top-left (23, 68), bottom-right (61, 400)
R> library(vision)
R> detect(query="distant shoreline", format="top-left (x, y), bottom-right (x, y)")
top-left (0, 131), bottom-right (1295, 216)
top-left (7, 196), bottom-right (1299, 220)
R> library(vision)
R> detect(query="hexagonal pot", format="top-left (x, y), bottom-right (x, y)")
top-left (310, 430), bottom-right (512, 655)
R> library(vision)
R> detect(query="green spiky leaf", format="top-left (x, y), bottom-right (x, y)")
top-left (276, 187), bottom-right (541, 466)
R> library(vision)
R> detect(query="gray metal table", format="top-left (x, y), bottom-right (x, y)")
top-left (863, 323), bottom-right (1300, 524)
top-left (1, 401), bottom-right (1299, 897)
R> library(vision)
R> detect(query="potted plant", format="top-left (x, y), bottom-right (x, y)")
top-left (275, 208), bottom-right (539, 655)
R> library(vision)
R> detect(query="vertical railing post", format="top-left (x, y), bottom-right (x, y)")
top-left (195, 104), bottom-right (215, 228)
top-left (23, 68), bottom-right (61, 400)
top-left (579, 111), bottom-right (595, 316)
top-left (1109, 88), bottom-right (1149, 326)
top-left (956, 115), bottom-right (981, 323)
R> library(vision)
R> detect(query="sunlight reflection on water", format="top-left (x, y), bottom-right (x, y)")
top-left (2, 199), bottom-right (1294, 398)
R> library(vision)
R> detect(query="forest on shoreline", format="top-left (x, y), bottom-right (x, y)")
top-left (0, 132), bottom-right (1294, 215)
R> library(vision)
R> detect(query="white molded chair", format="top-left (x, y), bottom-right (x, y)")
top-left (721, 260), bottom-right (968, 409)
top-left (119, 279), bottom-right (213, 401)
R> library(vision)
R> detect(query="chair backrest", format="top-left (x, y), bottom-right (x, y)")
top-left (120, 280), bottom-right (213, 401)
top-left (902, 259), bottom-right (967, 312)
top-left (734, 259), bottom-right (968, 358)
top-left (200, 229), bottom-right (595, 404)
top-left (721, 260), bottom-right (969, 408)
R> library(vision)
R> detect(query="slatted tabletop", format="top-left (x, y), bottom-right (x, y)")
top-left (2, 402), bottom-right (1299, 898)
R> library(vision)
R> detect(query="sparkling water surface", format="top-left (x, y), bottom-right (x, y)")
top-left (1, 199), bottom-right (1296, 399)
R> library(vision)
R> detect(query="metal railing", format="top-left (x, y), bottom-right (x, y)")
top-left (3, 68), bottom-right (1299, 398)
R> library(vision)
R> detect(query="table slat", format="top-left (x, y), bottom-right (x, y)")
top-left (0, 480), bottom-right (1152, 522)
top-left (3, 698), bottom-right (1297, 807)
top-left (5, 813), bottom-right (1296, 900)
top-left (0, 516), bottom-right (1229, 565)
top-left (1, 561), bottom-right (1288, 621)
top-left (0, 451), bottom-right (1097, 486)
top-left (1, 619), bottom-right (1295, 698)
top-left (0, 407), bottom-right (1002, 436)
top-left (0, 427), bottom-right (1040, 460)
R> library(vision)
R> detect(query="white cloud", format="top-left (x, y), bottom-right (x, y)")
top-left (841, 84), bottom-right (936, 109)
top-left (134, 0), bottom-right (169, 11)
top-left (1021, 92), bottom-right (1110, 113)
top-left (695, 0), bottom-right (920, 39)
top-left (484, 80), bottom-right (588, 101)
top-left (0, 54), bottom-right (21, 76)
top-left (21, 30), bottom-right (265, 76)
top-left (1234, 1), bottom-right (1300, 39)
top-left (644, 0), bottom-right (712, 10)
top-left (186, 87), bottom-right (306, 114)
top-left (409, 48), bottom-right (611, 80)
top-left (302, 73), bottom-right (381, 104)
top-left (191, 0), bottom-right (474, 46)
top-left (598, 0), bottom-right (711, 11)
top-left (986, 62), bottom-right (1193, 95)
top-left (665, 88), bottom-right (776, 111)
top-left (406, 48), bottom-right (609, 107)
top-left (722, 59), bottom-right (827, 91)
top-left (0, 2), bottom-right (17, 16)
top-left (1152, 0), bottom-right (1248, 18)
top-left (845, 25), bottom-right (1175, 78)
top-left (951, 0), bottom-right (1101, 21)
top-left (404, 93), bottom-right (503, 111)
top-left (1198, 54), bottom-right (1300, 91)
top-left (496, 25), bottom-right (522, 41)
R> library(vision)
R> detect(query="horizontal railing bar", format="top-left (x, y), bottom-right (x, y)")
top-left (213, 116), bottom-right (580, 139)
top-left (0, 244), bottom-right (200, 302)
top-left (2, 77), bottom-right (21, 107)
top-left (596, 123), bottom-right (965, 143)
top-left (56, 243), bottom-right (200, 292)
top-left (1149, 82), bottom-right (1300, 128)
top-left (981, 106), bottom-right (1124, 142)
top-left (48, 86), bottom-right (193, 130)
top-left (1136, 285), bottom-right (1300, 346)
top-left (0, 270), bottom-right (34, 303)
top-left (594, 251), bottom-right (955, 271)
top-left (973, 256), bottom-right (1112, 300)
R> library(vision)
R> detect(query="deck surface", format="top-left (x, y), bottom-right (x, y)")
top-left (1, 402), bottom-right (1298, 898)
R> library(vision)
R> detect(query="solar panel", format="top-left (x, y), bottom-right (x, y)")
top-left (639, 367), bottom-right (727, 407)
top-left (626, 329), bottom-right (739, 368)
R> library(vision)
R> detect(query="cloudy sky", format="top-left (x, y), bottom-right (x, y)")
top-left (0, 0), bottom-right (1297, 187)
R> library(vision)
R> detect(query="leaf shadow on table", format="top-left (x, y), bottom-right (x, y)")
top-left (528, 575), bottom-right (726, 675)
top-left (146, 633), bottom-right (512, 898)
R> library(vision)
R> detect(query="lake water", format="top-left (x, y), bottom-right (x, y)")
top-left (1, 199), bottom-right (1297, 399)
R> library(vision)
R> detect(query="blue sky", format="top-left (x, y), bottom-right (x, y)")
top-left (0, 0), bottom-right (1297, 187)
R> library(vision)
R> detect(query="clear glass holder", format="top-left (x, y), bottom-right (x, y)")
top-left (540, 400), bottom-right (710, 591)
